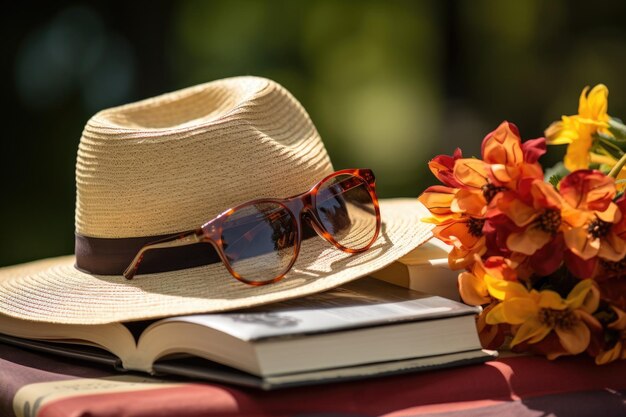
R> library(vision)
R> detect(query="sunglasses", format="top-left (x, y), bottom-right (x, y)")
top-left (123, 169), bottom-right (381, 285)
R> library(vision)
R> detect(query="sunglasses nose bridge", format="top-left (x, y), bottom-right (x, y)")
top-left (201, 218), bottom-right (221, 241)
top-left (301, 206), bottom-right (330, 242)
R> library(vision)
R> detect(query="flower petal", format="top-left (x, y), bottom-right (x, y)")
top-left (598, 233), bottom-right (626, 262)
top-left (453, 158), bottom-right (490, 189)
top-left (451, 189), bottom-right (487, 217)
top-left (595, 342), bottom-right (623, 365)
top-left (563, 129), bottom-right (592, 171)
top-left (578, 84), bottom-right (609, 122)
top-left (419, 186), bottom-right (457, 215)
top-left (566, 279), bottom-right (599, 313)
top-left (563, 226), bottom-right (599, 260)
top-left (448, 237), bottom-right (486, 270)
top-left (529, 234), bottom-right (565, 276)
top-left (484, 274), bottom-right (529, 300)
top-left (458, 271), bottom-right (490, 306)
top-left (477, 305), bottom-right (507, 350)
top-left (608, 307), bottom-right (626, 330)
top-left (537, 290), bottom-right (567, 310)
top-left (577, 309), bottom-right (602, 332)
top-left (498, 196), bottom-right (537, 227)
top-left (507, 228), bottom-right (552, 256)
top-left (531, 180), bottom-right (563, 210)
top-left (518, 165), bottom-right (544, 196)
top-left (490, 164), bottom-right (518, 184)
top-left (481, 121), bottom-right (524, 166)
top-left (596, 202), bottom-right (621, 223)
top-left (486, 298), bottom-right (537, 325)
top-left (555, 321), bottom-right (590, 355)
top-left (561, 205), bottom-right (590, 228)
top-left (545, 119), bottom-right (576, 145)
top-left (436, 219), bottom-right (478, 246)
top-left (511, 317), bottom-right (551, 346)
top-left (521, 137), bottom-right (547, 163)
top-left (481, 256), bottom-right (518, 281)
top-left (563, 250), bottom-right (596, 279)
top-left (559, 170), bottom-right (615, 212)
top-left (428, 149), bottom-right (463, 188)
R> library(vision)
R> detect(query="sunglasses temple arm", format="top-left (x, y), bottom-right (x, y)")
top-left (123, 230), bottom-right (204, 280)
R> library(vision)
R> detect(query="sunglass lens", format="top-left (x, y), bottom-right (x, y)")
top-left (220, 202), bottom-right (297, 283)
top-left (315, 174), bottom-right (378, 250)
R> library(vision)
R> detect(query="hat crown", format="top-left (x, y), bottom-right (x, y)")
top-left (76, 76), bottom-right (334, 238)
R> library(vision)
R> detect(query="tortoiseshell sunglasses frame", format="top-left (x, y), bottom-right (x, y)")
top-left (123, 168), bottom-right (381, 285)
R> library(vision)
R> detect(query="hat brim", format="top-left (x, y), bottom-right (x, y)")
top-left (0, 199), bottom-right (433, 324)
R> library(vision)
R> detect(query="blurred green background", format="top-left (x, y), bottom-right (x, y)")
top-left (2, 0), bottom-right (626, 267)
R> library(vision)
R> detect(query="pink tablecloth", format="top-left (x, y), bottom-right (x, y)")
top-left (1, 343), bottom-right (624, 417)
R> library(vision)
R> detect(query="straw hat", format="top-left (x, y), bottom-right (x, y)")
top-left (0, 76), bottom-right (432, 325)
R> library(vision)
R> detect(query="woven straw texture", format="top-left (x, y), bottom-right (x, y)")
top-left (77, 76), bottom-right (333, 238)
top-left (0, 76), bottom-right (433, 324)
top-left (0, 199), bottom-right (432, 324)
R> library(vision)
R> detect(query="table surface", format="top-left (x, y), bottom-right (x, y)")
top-left (1, 343), bottom-right (625, 417)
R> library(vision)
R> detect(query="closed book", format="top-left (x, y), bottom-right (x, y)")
top-left (371, 238), bottom-right (461, 301)
top-left (0, 277), bottom-right (493, 389)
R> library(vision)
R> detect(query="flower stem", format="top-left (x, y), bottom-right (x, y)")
top-left (608, 152), bottom-right (626, 178)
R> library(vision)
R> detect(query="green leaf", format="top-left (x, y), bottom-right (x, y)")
top-left (609, 118), bottom-right (626, 140)
top-left (544, 162), bottom-right (569, 187)
top-left (598, 164), bottom-right (613, 174)
top-left (596, 134), bottom-right (626, 159)
top-left (548, 174), bottom-right (562, 188)
top-left (597, 131), bottom-right (626, 145)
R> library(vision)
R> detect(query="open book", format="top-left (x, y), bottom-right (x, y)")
top-left (0, 278), bottom-right (493, 389)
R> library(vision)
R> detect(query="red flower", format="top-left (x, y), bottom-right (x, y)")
top-left (428, 148), bottom-right (463, 188)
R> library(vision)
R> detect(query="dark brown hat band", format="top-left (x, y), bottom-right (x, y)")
top-left (74, 224), bottom-right (318, 276)
top-left (74, 232), bottom-right (222, 276)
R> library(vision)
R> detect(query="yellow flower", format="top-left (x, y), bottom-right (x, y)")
top-left (485, 278), bottom-right (600, 358)
top-left (546, 84), bottom-right (611, 171)
top-left (458, 256), bottom-right (517, 306)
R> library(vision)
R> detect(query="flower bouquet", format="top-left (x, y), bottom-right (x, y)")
top-left (418, 85), bottom-right (625, 364)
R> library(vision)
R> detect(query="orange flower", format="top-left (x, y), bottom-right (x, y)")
top-left (419, 185), bottom-right (487, 270)
top-left (595, 306), bottom-right (626, 364)
top-left (441, 223), bottom-right (487, 270)
top-left (419, 185), bottom-right (458, 220)
top-left (452, 158), bottom-right (497, 217)
top-left (432, 216), bottom-right (487, 270)
top-left (559, 170), bottom-right (626, 262)
top-left (452, 122), bottom-right (545, 217)
top-left (499, 180), bottom-right (564, 256)
top-left (485, 277), bottom-right (601, 359)
top-left (481, 121), bottom-right (544, 189)
top-left (419, 122), bottom-right (547, 271)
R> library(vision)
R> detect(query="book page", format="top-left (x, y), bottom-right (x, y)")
top-left (152, 278), bottom-right (478, 341)
top-left (0, 314), bottom-right (136, 361)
